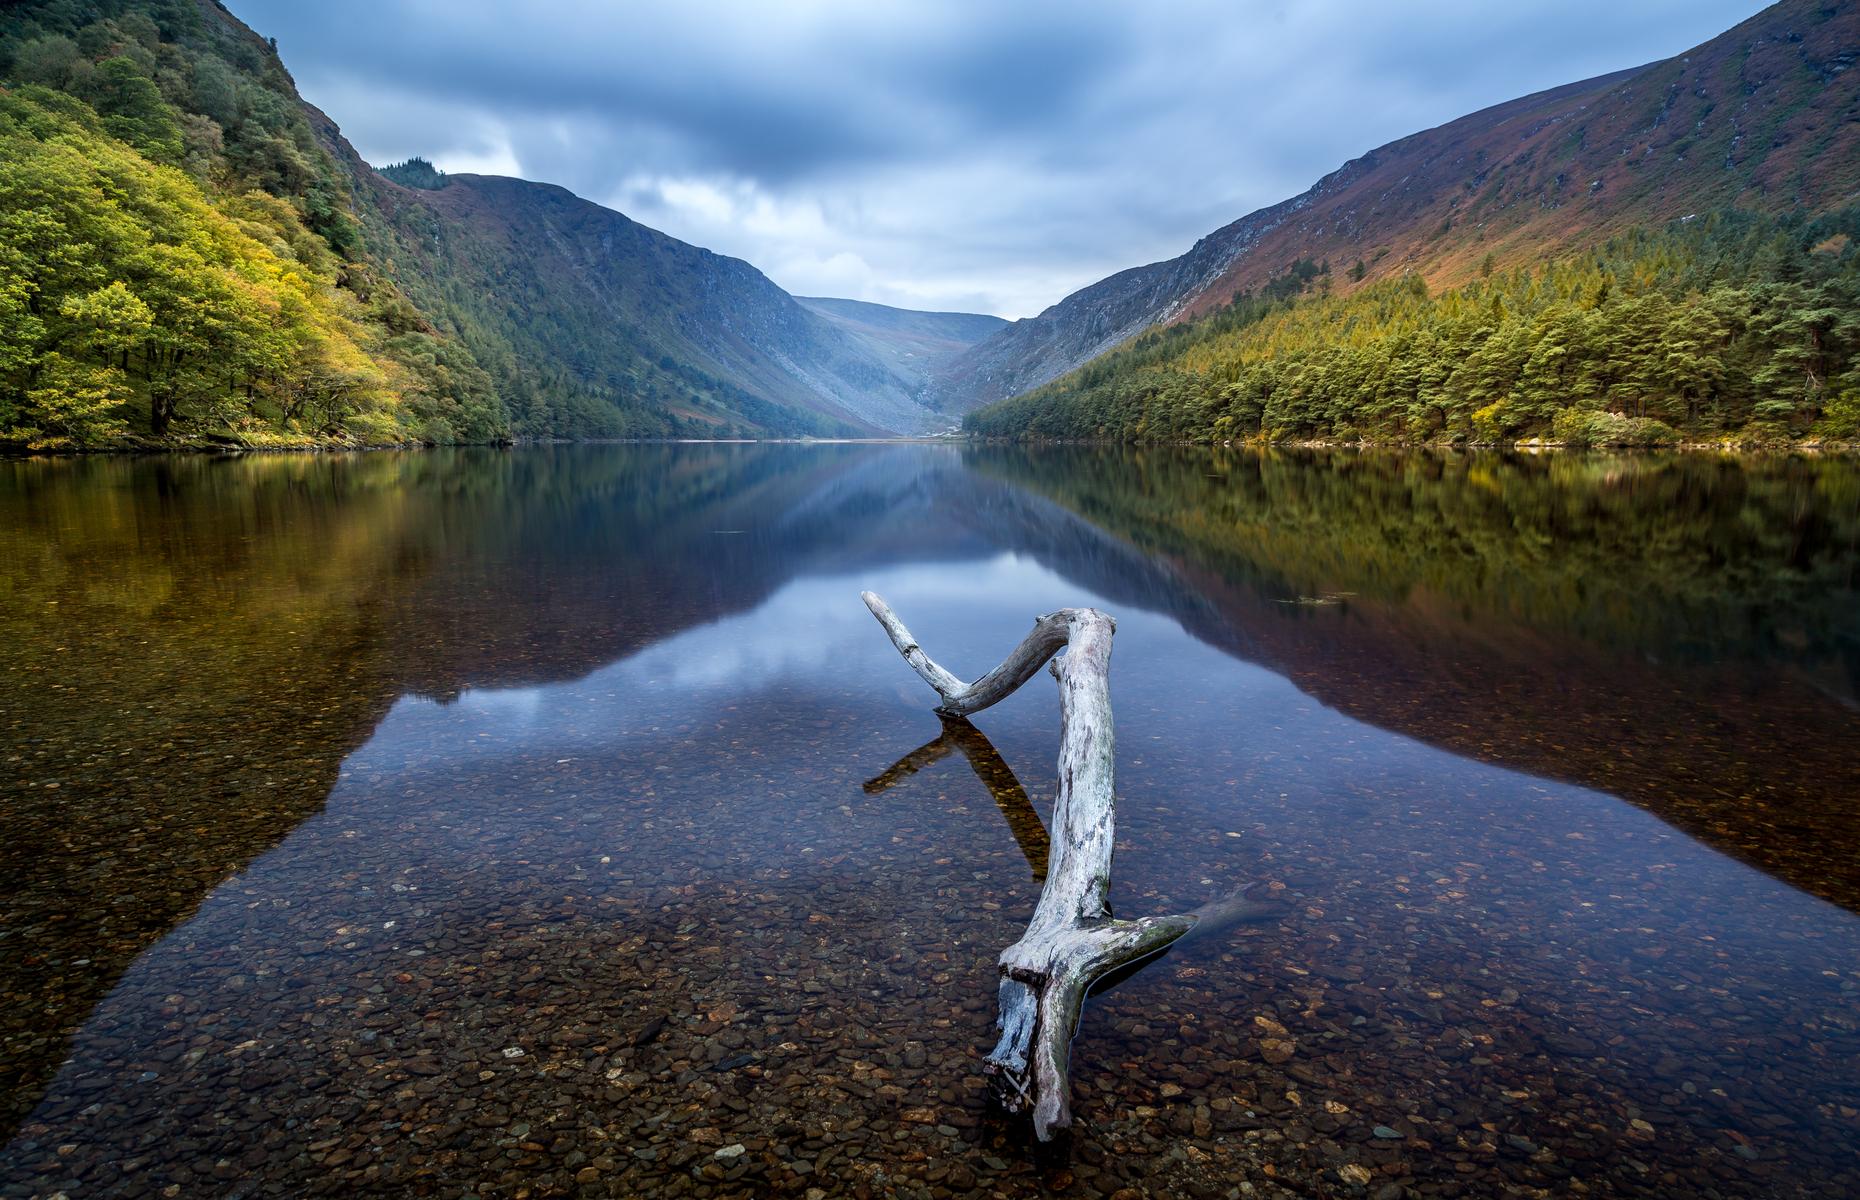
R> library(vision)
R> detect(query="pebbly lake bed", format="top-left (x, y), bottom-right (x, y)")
top-left (1, 443), bottom-right (1857, 1198)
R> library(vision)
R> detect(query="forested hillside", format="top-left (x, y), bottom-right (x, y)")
top-left (966, 209), bottom-right (1860, 445)
top-left (0, 0), bottom-right (508, 449)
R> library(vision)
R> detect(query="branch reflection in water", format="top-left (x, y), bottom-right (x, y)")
top-left (866, 714), bottom-right (1051, 882)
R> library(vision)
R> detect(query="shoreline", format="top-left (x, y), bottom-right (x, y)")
top-left (958, 433), bottom-right (1860, 454)
top-left (6, 432), bottom-right (1858, 458)
top-left (0, 434), bottom-right (971, 459)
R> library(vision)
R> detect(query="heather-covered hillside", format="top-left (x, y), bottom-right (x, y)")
top-left (939, 0), bottom-right (1860, 418)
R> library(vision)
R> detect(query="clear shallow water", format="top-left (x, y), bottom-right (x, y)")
top-left (1, 444), bottom-right (1857, 1199)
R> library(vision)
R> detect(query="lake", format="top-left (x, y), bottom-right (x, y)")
top-left (2, 443), bottom-right (1857, 1199)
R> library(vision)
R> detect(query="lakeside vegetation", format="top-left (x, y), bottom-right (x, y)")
top-left (965, 210), bottom-right (1860, 447)
top-left (0, 2), bottom-right (509, 450)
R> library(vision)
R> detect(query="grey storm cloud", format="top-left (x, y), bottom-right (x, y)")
top-left (229, 0), bottom-right (1769, 318)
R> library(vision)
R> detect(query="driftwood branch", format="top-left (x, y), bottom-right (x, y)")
top-left (862, 592), bottom-right (1073, 718)
top-left (863, 591), bottom-right (1247, 1143)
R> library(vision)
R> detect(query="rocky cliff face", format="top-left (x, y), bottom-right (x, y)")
top-left (931, 0), bottom-right (1860, 413)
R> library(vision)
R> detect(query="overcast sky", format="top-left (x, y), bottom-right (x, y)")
top-left (229, 0), bottom-right (1766, 319)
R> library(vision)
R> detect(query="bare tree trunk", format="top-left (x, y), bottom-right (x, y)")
top-left (861, 592), bottom-right (1266, 1144)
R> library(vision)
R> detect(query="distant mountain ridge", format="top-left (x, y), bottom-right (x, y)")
top-left (795, 298), bottom-right (1006, 416)
top-left (795, 297), bottom-right (1007, 346)
top-left (930, 0), bottom-right (1860, 414)
top-left (300, 103), bottom-right (991, 437)
top-left (352, 166), bottom-right (955, 435)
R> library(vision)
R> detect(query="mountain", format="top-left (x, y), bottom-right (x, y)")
top-left (331, 149), bottom-right (964, 436)
top-left (0, 0), bottom-right (988, 447)
top-left (287, 26), bottom-right (1008, 439)
top-left (795, 297), bottom-right (1006, 410)
top-left (932, 0), bottom-right (1860, 415)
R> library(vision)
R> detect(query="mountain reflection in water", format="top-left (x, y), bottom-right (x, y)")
top-left (2, 444), bottom-right (1856, 1199)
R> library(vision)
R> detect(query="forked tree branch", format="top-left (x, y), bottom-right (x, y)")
top-left (862, 591), bottom-right (1073, 718)
top-left (863, 591), bottom-right (1245, 1143)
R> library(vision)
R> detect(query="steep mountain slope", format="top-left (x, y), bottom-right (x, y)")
top-left (796, 297), bottom-right (1005, 407)
top-left (331, 149), bottom-right (956, 435)
top-left (964, 209), bottom-right (1860, 444)
top-left (301, 110), bottom-right (961, 437)
top-left (933, 0), bottom-right (1860, 414)
top-left (2, 0), bottom-right (973, 444)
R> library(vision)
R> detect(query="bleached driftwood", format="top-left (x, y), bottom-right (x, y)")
top-left (863, 595), bottom-right (1073, 718)
top-left (862, 591), bottom-right (1255, 1143)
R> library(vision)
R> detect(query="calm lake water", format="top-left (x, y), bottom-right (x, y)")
top-left (2, 444), bottom-right (1857, 1199)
